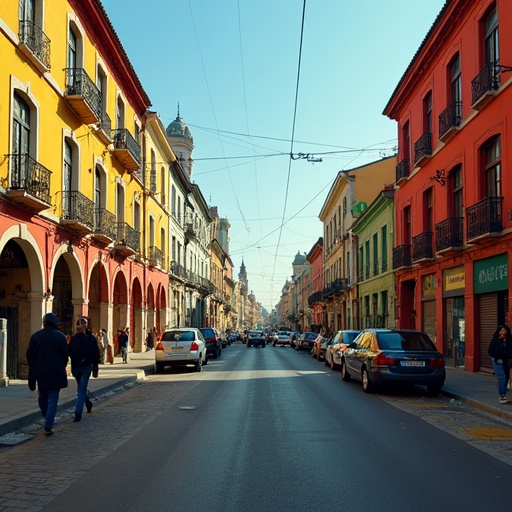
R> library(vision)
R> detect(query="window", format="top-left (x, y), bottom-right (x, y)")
top-left (171, 185), bottom-right (176, 216)
top-left (116, 183), bottom-right (125, 223)
top-left (67, 27), bottom-right (77, 70)
top-left (365, 241), bottom-right (370, 279)
top-left (150, 149), bottom-right (156, 192)
top-left (424, 188), bottom-right (433, 232)
top-left (449, 165), bottom-right (463, 217)
top-left (381, 226), bottom-right (388, 272)
top-left (161, 227), bottom-right (166, 264)
top-left (373, 233), bottom-right (378, 276)
top-left (404, 206), bottom-right (411, 245)
top-left (160, 167), bottom-right (166, 204)
top-left (423, 92), bottom-right (433, 135)
top-left (402, 121), bottom-right (410, 161)
top-left (450, 54), bottom-right (462, 105)
top-left (12, 93), bottom-right (30, 158)
top-left (484, 7), bottom-right (499, 66)
top-left (483, 136), bottom-right (501, 197)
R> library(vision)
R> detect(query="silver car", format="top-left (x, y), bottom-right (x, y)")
top-left (155, 327), bottom-right (207, 373)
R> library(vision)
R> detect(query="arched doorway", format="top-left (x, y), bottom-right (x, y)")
top-left (88, 262), bottom-right (109, 336)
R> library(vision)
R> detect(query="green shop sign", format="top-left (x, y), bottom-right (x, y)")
top-left (473, 253), bottom-right (509, 294)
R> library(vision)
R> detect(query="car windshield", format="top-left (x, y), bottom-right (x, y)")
top-left (343, 332), bottom-right (359, 344)
top-left (303, 332), bottom-right (317, 340)
top-left (249, 331), bottom-right (262, 337)
top-left (376, 332), bottom-right (437, 351)
top-left (200, 329), bottom-right (215, 338)
top-left (162, 330), bottom-right (195, 342)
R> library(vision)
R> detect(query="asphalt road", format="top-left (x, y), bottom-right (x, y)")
top-left (2, 344), bottom-right (512, 512)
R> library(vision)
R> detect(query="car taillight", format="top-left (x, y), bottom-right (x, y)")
top-left (190, 341), bottom-right (199, 351)
top-left (373, 352), bottom-right (396, 366)
top-left (155, 341), bottom-right (164, 351)
top-left (430, 357), bottom-right (445, 368)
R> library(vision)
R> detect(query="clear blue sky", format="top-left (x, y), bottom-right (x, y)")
top-left (100, 0), bottom-right (446, 312)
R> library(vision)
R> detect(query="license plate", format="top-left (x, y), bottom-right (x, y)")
top-left (400, 360), bottom-right (425, 367)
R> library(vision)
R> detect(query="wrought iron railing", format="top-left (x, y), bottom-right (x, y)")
top-left (414, 132), bottom-right (432, 163)
top-left (61, 190), bottom-right (95, 230)
top-left (19, 20), bottom-right (51, 69)
top-left (94, 208), bottom-right (117, 240)
top-left (116, 222), bottom-right (140, 252)
top-left (395, 158), bottom-right (410, 182)
top-left (8, 153), bottom-right (51, 204)
top-left (99, 110), bottom-right (111, 136)
top-left (148, 246), bottom-right (163, 268)
top-left (439, 101), bottom-right (462, 138)
top-left (466, 196), bottom-right (503, 240)
top-left (308, 291), bottom-right (323, 306)
top-left (392, 244), bottom-right (412, 269)
top-left (412, 231), bottom-right (434, 261)
top-left (111, 128), bottom-right (141, 165)
top-left (64, 68), bottom-right (102, 119)
top-left (472, 61), bottom-right (500, 105)
top-left (170, 261), bottom-right (187, 279)
top-left (435, 217), bottom-right (463, 252)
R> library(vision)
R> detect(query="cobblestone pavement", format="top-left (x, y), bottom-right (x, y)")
top-left (382, 392), bottom-right (512, 466)
top-left (0, 378), bottom-right (196, 512)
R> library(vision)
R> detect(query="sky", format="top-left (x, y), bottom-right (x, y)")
top-left (99, 0), bottom-right (446, 312)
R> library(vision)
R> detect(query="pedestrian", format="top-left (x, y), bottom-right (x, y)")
top-left (26, 313), bottom-right (69, 436)
top-left (126, 326), bottom-right (131, 353)
top-left (487, 324), bottom-right (512, 404)
top-left (145, 328), bottom-right (154, 351)
top-left (102, 328), bottom-right (114, 364)
top-left (68, 317), bottom-right (101, 422)
top-left (118, 328), bottom-right (129, 363)
top-left (98, 328), bottom-right (112, 364)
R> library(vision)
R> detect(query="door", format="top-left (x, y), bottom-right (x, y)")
top-left (12, 94), bottom-right (30, 187)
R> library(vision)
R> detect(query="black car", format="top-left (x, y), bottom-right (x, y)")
top-left (296, 332), bottom-right (318, 352)
top-left (199, 327), bottom-right (222, 358)
top-left (247, 330), bottom-right (266, 348)
top-left (341, 329), bottom-right (446, 395)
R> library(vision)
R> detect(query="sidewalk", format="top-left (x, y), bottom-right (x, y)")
top-left (0, 351), bottom-right (155, 440)
top-left (0, 356), bottom-right (511, 441)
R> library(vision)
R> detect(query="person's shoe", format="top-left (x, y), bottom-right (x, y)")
top-left (73, 414), bottom-right (82, 422)
top-left (86, 401), bottom-right (93, 414)
top-left (44, 427), bottom-right (53, 436)
top-left (500, 396), bottom-right (508, 404)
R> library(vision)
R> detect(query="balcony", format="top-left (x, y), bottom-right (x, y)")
top-left (466, 196), bottom-right (503, 242)
top-left (148, 246), bottom-right (163, 268)
top-left (97, 111), bottom-right (112, 145)
top-left (5, 154), bottom-right (52, 211)
top-left (412, 231), bottom-right (434, 263)
top-left (61, 191), bottom-right (95, 233)
top-left (92, 208), bottom-right (117, 244)
top-left (395, 158), bottom-right (410, 184)
top-left (114, 222), bottom-right (140, 256)
top-left (184, 222), bottom-right (196, 241)
top-left (64, 68), bottom-right (102, 123)
top-left (414, 132), bottom-right (432, 166)
top-left (435, 217), bottom-right (463, 253)
top-left (308, 291), bottom-right (323, 306)
top-left (438, 101), bottom-right (462, 142)
top-left (170, 261), bottom-right (187, 279)
top-left (111, 129), bottom-right (140, 170)
top-left (18, 20), bottom-right (51, 73)
top-left (392, 244), bottom-right (412, 270)
top-left (471, 61), bottom-right (500, 109)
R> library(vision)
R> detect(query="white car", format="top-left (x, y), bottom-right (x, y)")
top-left (155, 327), bottom-right (207, 373)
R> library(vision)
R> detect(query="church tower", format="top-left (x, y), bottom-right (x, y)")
top-left (166, 104), bottom-right (194, 178)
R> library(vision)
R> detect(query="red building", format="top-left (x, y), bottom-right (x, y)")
top-left (383, 0), bottom-right (511, 372)
top-left (306, 237), bottom-right (324, 332)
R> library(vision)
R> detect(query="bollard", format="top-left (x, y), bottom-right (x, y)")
top-left (0, 318), bottom-right (8, 387)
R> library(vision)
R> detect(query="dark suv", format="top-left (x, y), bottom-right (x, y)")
top-left (199, 327), bottom-right (222, 358)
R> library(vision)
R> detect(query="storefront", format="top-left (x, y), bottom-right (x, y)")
top-left (474, 254), bottom-right (509, 372)
top-left (443, 266), bottom-right (465, 368)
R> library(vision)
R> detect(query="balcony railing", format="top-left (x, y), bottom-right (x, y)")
top-left (111, 128), bottom-right (141, 170)
top-left (439, 101), bottom-right (462, 140)
top-left (472, 61), bottom-right (500, 106)
top-left (148, 246), bottom-right (163, 268)
top-left (64, 68), bottom-right (102, 123)
top-left (308, 290), bottom-right (323, 306)
top-left (392, 244), bottom-right (411, 270)
top-left (7, 153), bottom-right (52, 207)
top-left (61, 190), bottom-right (95, 232)
top-left (116, 222), bottom-right (140, 253)
top-left (435, 217), bottom-right (463, 252)
top-left (93, 208), bottom-right (117, 242)
top-left (412, 231), bottom-right (434, 262)
top-left (414, 132), bottom-right (432, 164)
top-left (170, 261), bottom-right (187, 279)
top-left (466, 196), bottom-right (503, 241)
top-left (18, 20), bottom-right (51, 70)
top-left (395, 158), bottom-right (410, 183)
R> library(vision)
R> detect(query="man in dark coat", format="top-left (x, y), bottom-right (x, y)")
top-left (68, 317), bottom-right (100, 422)
top-left (26, 312), bottom-right (69, 436)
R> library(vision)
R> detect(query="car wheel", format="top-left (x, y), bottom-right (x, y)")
top-left (341, 360), bottom-right (350, 381)
top-left (155, 362), bottom-right (164, 374)
top-left (203, 355), bottom-right (208, 366)
top-left (362, 367), bottom-right (373, 393)
top-left (195, 358), bottom-right (202, 372)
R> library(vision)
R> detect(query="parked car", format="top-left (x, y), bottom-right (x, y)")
top-left (247, 330), bottom-right (266, 348)
top-left (289, 332), bottom-right (300, 348)
top-left (325, 330), bottom-right (360, 370)
top-left (296, 332), bottom-right (318, 352)
top-left (199, 327), bottom-right (222, 358)
top-left (340, 329), bottom-right (446, 395)
top-left (154, 327), bottom-right (207, 373)
top-left (313, 335), bottom-right (331, 361)
top-left (274, 331), bottom-right (292, 347)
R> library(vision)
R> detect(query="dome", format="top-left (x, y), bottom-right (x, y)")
top-left (166, 115), bottom-right (193, 141)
